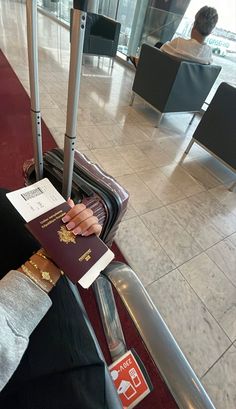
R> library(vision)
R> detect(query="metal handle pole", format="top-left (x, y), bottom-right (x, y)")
top-left (62, 1), bottom-right (87, 199)
top-left (26, 0), bottom-right (43, 181)
top-left (93, 276), bottom-right (127, 361)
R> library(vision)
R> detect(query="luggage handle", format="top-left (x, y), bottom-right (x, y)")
top-left (26, 0), bottom-right (43, 181)
top-left (26, 0), bottom-right (88, 199)
top-left (63, 0), bottom-right (88, 199)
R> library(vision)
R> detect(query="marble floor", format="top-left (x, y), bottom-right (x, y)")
top-left (1, 1), bottom-right (236, 408)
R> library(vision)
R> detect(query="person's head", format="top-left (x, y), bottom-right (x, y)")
top-left (191, 6), bottom-right (218, 42)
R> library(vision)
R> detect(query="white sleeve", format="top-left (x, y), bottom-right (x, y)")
top-left (160, 38), bottom-right (179, 53)
top-left (0, 270), bottom-right (52, 391)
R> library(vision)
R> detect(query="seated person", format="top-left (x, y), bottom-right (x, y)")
top-left (0, 189), bottom-right (107, 409)
top-left (161, 6), bottom-right (218, 64)
top-left (129, 6), bottom-right (218, 67)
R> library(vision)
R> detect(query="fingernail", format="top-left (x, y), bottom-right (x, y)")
top-left (72, 227), bottom-right (81, 235)
top-left (62, 215), bottom-right (70, 223)
top-left (66, 221), bottom-right (75, 230)
top-left (81, 231), bottom-right (89, 236)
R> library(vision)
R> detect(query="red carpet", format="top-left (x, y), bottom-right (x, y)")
top-left (0, 49), bottom-right (56, 190)
top-left (0, 49), bottom-right (178, 409)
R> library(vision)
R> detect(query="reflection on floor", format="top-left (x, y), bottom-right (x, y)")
top-left (1, 1), bottom-right (236, 408)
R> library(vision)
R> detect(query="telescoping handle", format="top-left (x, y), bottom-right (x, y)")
top-left (62, 0), bottom-right (88, 199)
top-left (26, 0), bottom-right (43, 181)
top-left (26, 0), bottom-right (88, 194)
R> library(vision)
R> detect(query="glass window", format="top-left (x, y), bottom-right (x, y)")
top-left (116, 0), bottom-right (137, 55)
top-left (141, 0), bottom-right (190, 47)
top-left (98, 0), bottom-right (118, 18)
top-left (38, 0), bottom-right (72, 24)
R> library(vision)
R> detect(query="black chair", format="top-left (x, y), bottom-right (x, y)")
top-left (130, 44), bottom-right (221, 126)
top-left (83, 12), bottom-right (121, 65)
top-left (185, 82), bottom-right (236, 188)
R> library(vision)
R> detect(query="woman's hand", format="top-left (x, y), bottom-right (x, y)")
top-left (62, 198), bottom-right (102, 237)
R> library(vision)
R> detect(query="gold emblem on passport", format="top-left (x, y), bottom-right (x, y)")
top-left (57, 226), bottom-right (76, 244)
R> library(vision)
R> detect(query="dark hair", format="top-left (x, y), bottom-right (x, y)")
top-left (194, 6), bottom-right (218, 36)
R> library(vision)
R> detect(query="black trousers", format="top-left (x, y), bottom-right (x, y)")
top-left (0, 188), bottom-right (107, 409)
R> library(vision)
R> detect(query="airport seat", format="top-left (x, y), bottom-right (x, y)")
top-left (184, 82), bottom-right (236, 190)
top-left (185, 82), bottom-right (236, 171)
top-left (83, 12), bottom-right (121, 59)
top-left (130, 44), bottom-right (221, 125)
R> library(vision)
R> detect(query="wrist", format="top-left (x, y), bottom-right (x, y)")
top-left (19, 263), bottom-right (53, 293)
top-left (19, 250), bottom-right (62, 293)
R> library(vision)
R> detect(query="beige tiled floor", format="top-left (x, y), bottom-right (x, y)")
top-left (1, 1), bottom-right (236, 408)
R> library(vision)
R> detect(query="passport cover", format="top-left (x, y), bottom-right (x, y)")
top-left (26, 202), bottom-right (114, 288)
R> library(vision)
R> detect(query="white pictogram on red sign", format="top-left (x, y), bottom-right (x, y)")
top-left (117, 379), bottom-right (136, 400)
top-left (129, 368), bottom-right (141, 388)
top-left (109, 350), bottom-right (150, 409)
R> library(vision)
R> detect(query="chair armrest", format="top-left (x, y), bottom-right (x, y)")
top-left (101, 15), bottom-right (121, 43)
top-left (93, 14), bottom-right (121, 41)
top-left (103, 262), bottom-right (216, 409)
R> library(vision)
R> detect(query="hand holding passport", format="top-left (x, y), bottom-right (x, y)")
top-left (7, 179), bottom-right (114, 288)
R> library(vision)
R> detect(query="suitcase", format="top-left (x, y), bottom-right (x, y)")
top-left (24, 148), bottom-right (129, 247)
top-left (24, 0), bottom-right (129, 247)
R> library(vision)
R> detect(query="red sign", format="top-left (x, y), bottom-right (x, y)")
top-left (109, 350), bottom-right (150, 409)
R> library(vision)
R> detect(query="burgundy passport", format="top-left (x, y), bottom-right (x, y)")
top-left (26, 202), bottom-right (114, 288)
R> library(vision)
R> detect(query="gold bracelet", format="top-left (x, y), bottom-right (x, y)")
top-left (28, 259), bottom-right (55, 286)
top-left (36, 251), bottom-right (64, 275)
top-left (21, 264), bottom-right (49, 292)
top-left (36, 251), bottom-right (49, 261)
